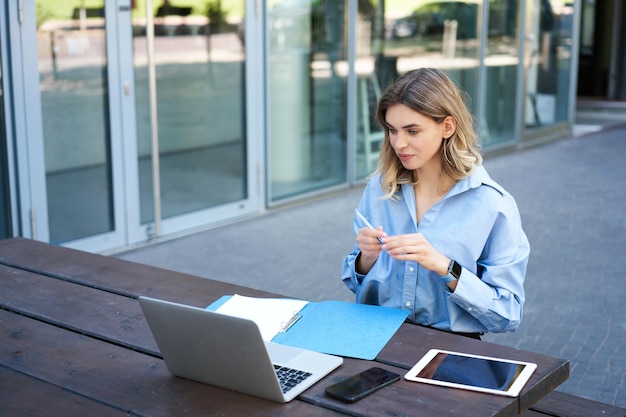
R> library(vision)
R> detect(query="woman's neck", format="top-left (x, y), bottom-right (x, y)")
top-left (413, 160), bottom-right (454, 198)
top-left (412, 168), bottom-right (455, 223)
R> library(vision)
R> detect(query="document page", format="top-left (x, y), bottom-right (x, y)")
top-left (214, 294), bottom-right (308, 341)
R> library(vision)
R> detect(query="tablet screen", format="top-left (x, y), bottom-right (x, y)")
top-left (420, 352), bottom-right (523, 390)
top-left (404, 349), bottom-right (537, 397)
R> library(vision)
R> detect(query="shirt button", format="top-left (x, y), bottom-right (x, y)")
top-left (409, 267), bottom-right (414, 272)
top-left (405, 301), bottom-right (411, 307)
top-left (467, 307), bottom-right (473, 312)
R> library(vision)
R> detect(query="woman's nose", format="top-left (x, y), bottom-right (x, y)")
top-left (393, 133), bottom-right (407, 149)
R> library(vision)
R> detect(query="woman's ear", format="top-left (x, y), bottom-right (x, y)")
top-left (442, 116), bottom-right (457, 139)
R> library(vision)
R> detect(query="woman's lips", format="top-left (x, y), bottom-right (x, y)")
top-left (397, 153), bottom-right (414, 162)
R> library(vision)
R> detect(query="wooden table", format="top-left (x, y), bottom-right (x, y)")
top-left (0, 238), bottom-right (568, 416)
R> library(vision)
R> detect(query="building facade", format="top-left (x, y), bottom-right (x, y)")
top-left (0, 0), bottom-right (619, 253)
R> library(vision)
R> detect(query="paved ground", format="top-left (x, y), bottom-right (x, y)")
top-left (117, 122), bottom-right (626, 408)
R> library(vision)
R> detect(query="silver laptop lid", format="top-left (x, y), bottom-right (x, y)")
top-left (138, 296), bottom-right (343, 403)
top-left (138, 296), bottom-right (287, 402)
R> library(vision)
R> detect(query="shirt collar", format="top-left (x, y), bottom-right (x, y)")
top-left (449, 165), bottom-right (505, 197)
top-left (398, 165), bottom-right (504, 210)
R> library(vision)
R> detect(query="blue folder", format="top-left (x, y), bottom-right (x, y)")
top-left (207, 296), bottom-right (409, 360)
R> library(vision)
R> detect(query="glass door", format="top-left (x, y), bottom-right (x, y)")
top-left (36, 1), bottom-right (123, 249)
top-left (267, 0), bottom-right (348, 202)
top-left (481, 0), bottom-right (522, 148)
top-left (30, 0), bottom-right (256, 252)
top-left (132, 0), bottom-right (252, 236)
top-left (523, 0), bottom-right (574, 130)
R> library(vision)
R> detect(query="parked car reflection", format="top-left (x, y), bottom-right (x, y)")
top-left (391, 1), bottom-right (478, 40)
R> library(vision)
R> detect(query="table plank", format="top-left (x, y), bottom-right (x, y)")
top-left (0, 309), bottom-right (345, 417)
top-left (0, 366), bottom-right (128, 417)
top-left (0, 263), bottom-right (161, 354)
top-left (0, 237), bottom-right (275, 303)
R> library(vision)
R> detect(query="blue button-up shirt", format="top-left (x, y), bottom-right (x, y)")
top-left (342, 166), bottom-right (529, 334)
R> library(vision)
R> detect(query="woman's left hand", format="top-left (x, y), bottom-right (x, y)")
top-left (382, 233), bottom-right (450, 276)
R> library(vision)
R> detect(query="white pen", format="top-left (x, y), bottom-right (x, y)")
top-left (354, 208), bottom-right (385, 244)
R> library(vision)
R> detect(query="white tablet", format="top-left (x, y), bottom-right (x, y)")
top-left (404, 349), bottom-right (537, 397)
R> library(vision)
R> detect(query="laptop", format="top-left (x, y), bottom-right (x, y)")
top-left (138, 296), bottom-right (343, 403)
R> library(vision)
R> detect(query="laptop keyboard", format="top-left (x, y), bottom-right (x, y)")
top-left (274, 365), bottom-right (312, 393)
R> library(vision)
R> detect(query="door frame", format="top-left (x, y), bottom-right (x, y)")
top-left (5, 0), bottom-right (49, 242)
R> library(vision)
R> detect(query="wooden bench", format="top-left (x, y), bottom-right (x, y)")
top-left (522, 391), bottom-right (626, 417)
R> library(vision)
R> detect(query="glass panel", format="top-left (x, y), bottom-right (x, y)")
top-left (36, 1), bottom-right (113, 243)
top-left (524, 0), bottom-right (574, 129)
top-left (577, 0), bottom-right (595, 96)
top-left (0, 44), bottom-right (11, 238)
top-left (482, 0), bottom-right (520, 148)
top-left (268, 0), bottom-right (348, 201)
top-left (132, 0), bottom-right (247, 223)
top-left (357, 0), bottom-right (480, 178)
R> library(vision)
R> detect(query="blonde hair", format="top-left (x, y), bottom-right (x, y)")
top-left (374, 68), bottom-right (482, 199)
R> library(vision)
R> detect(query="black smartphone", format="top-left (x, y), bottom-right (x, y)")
top-left (325, 366), bottom-right (400, 403)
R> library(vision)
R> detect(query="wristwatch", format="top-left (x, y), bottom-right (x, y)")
top-left (442, 259), bottom-right (462, 283)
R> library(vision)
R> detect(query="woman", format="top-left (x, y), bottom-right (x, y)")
top-left (342, 68), bottom-right (529, 337)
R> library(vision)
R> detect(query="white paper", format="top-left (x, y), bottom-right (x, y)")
top-left (214, 294), bottom-right (309, 341)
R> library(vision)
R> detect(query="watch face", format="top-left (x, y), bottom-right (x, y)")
top-left (451, 261), bottom-right (462, 279)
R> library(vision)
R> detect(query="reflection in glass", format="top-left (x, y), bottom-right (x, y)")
top-left (577, 0), bottom-right (595, 96)
top-left (133, 0), bottom-right (247, 223)
top-left (268, 1), bottom-right (348, 201)
top-left (482, 0), bottom-right (520, 148)
top-left (36, 1), bottom-right (113, 243)
top-left (356, 0), bottom-right (480, 178)
top-left (524, 0), bottom-right (574, 129)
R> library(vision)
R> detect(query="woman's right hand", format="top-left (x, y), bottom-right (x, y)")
top-left (355, 226), bottom-right (386, 274)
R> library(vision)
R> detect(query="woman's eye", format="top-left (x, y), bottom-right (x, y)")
top-left (408, 130), bottom-right (418, 135)
top-left (388, 128), bottom-right (397, 134)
